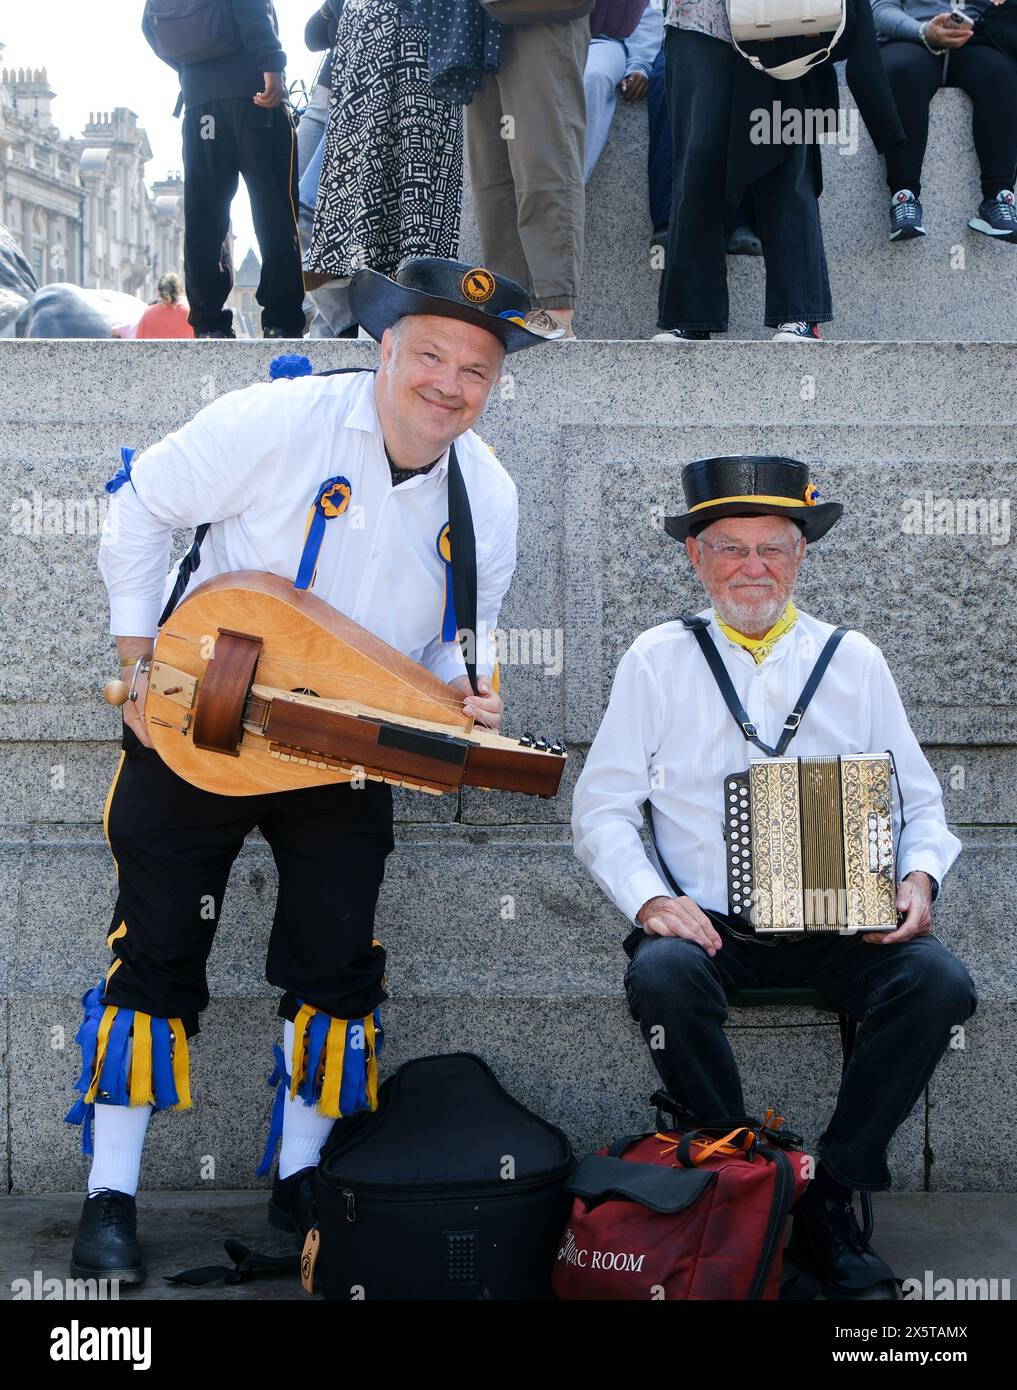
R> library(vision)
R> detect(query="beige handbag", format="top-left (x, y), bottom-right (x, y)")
top-left (726, 0), bottom-right (847, 80)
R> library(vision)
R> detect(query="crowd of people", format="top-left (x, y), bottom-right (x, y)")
top-left (142, 0), bottom-right (1017, 342)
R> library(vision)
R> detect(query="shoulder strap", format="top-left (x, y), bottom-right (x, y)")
top-left (679, 616), bottom-right (849, 758)
top-left (447, 440), bottom-right (478, 695)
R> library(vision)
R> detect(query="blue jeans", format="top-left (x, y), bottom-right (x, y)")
top-left (657, 27), bottom-right (832, 331)
top-left (623, 923), bottom-right (977, 1191)
top-left (584, 37), bottom-right (627, 183)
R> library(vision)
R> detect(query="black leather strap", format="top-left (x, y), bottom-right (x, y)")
top-left (680, 615), bottom-right (850, 758)
top-left (158, 522), bottom-right (209, 627)
top-left (447, 440), bottom-right (478, 695)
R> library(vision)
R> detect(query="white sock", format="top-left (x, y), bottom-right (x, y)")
top-left (278, 1019), bottom-right (333, 1179)
top-left (88, 1101), bottom-right (151, 1197)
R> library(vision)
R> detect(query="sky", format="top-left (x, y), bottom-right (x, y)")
top-left (1, 2), bottom-right (325, 266)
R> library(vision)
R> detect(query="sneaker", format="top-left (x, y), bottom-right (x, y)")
top-left (70, 1189), bottom-right (146, 1286)
top-left (523, 308), bottom-right (576, 341)
top-left (889, 189), bottom-right (926, 241)
top-left (268, 1166), bottom-right (318, 1244)
top-left (786, 1194), bottom-right (898, 1301)
top-left (772, 321), bottom-right (822, 342)
top-left (263, 326), bottom-right (305, 339)
top-left (969, 189), bottom-right (1017, 240)
top-left (651, 328), bottom-right (712, 343)
top-left (195, 328), bottom-right (237, 339)
top-left (727, 225), bottom-right (763, 256)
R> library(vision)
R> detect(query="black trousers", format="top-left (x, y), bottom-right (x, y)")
top-left (657, 28), bottom-right (832, 331)
top-left (181, 98), bottom-right (306, 336)
top-left (623, 920), bottom-right (977, 1192)
top-left (100, 722), bottom-right (395, 1032)
top-left (880, 41), bottom-right (1017, 201)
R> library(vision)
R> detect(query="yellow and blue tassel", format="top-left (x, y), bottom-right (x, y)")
top-left (256, 1008), bottom-right (383, 1175)
top-left (65, 985), bottom-right (191, 1155)
top-left (290, 1002), bottom-right (383, 1119)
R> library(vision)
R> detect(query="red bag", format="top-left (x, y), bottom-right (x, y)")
top-left (553, 1112), bottom-right (811, 1300)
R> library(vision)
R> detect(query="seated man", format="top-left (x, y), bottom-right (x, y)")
top-left (572, 455), bottom-right (977, 1300)
top-left (67, 258), bottom-right (547, 1286)
top-left (584, 1), bottom-right (663, 185)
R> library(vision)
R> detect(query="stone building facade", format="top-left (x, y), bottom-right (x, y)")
top-left (0, 48), bottom-right (183, 298)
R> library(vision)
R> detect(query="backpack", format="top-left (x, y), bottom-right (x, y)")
top-left (143, 0), bottom-right (243, 66)
top-left (553, 1103), bottom-right (811, 1300)
top-left (727, 0), bottom-right (847, 80)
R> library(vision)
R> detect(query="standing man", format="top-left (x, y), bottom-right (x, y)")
top-left (143, 0), bottom-right (306, 338)
top-left (572, 456), bottom-right (977, 1299)
top-left (68, 259), bottom-right (546, 1285)
top-left (467, 2), bottom-right (593, 341)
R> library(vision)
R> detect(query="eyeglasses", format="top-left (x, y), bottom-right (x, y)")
top-left (695, 538), bottom-right (802, 562)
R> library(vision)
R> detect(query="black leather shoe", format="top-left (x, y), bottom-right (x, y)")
top-left (70, 1189), bottom-right (146, 1286)
top-left (268, 1166), bottom-right (317, 1243)
top-left (787, 1195), bottom-right (898, 1300)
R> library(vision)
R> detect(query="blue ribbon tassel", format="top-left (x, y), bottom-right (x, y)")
top-left (256, 1045), bottom-right (291, 1178)
top-left (294, 475), bottom-right (352, 591)
top-left (105, 446), bottom-right (137, 496)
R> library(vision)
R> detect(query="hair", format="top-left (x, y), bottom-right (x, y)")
top-left (157, 272), bottom-right (184, 306)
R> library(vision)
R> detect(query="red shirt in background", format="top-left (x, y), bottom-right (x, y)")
top-left (135, 301), bottom-right (195, 339)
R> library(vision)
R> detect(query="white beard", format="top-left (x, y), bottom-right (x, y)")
top-left (713, 588), bottom-right (788, 635)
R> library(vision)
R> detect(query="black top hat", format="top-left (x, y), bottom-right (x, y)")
top-left (664, 455), bottom-right (842, 543)
top-left (348, 257), bottom-right (547, 354)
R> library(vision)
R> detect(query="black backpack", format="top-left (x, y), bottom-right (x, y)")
top-left (143, 0), bottom-right (243, 65)
top-left (311, 1054), bottom-right (575, 1300)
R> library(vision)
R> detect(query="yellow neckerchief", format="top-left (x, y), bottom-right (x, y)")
top-left (714, 602), bottom-right (798, 664)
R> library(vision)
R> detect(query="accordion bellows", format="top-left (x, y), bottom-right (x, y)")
top-left (725, 754), bottom-right (898, 934)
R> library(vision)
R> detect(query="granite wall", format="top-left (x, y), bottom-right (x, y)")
top-left (1, 337), bottom-right (1014, 1193)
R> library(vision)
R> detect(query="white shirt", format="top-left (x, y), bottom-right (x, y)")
top-left (572, 608), bottom-right (961, 924)
top-left (98, 369), bottom-right (518, 685)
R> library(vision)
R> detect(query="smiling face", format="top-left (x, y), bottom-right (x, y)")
top-left (685, 514), bottom-right (806, 636)
top-left (374, 314), bottom-right (505, 464)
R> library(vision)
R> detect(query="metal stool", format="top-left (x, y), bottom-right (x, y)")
top-left (727, 986), bottom-right (872, 1241)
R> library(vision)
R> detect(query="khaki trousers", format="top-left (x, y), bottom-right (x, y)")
top-left (466, 18), bottom-right (589, 310)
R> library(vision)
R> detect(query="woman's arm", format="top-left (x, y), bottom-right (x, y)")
top-left (870, 0), bottom-right (926, 42)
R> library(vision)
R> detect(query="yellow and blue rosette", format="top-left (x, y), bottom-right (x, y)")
top-left (436, 521), bottom-right (457, 640)
top-left (294, 475), bottom-right (352, 591)
top-left (803, 482), bottom-right (821, 507)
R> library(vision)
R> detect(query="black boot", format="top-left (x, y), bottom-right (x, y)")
top-left (787, 1192), bottom-right (897, 1300)
top-left (70, 1189), bottom-right (146, 1286)
top-left (268, 1166), bottom-right (317, 1243)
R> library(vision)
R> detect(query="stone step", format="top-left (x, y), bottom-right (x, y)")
top-left (8, 990), bottom-right (1010, 1194)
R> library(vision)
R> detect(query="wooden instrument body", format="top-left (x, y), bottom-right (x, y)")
top-left (147, 571), bottom-right (565, 799)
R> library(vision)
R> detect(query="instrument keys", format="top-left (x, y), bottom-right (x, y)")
top-left (550, 740), bottom-right (566, 756)
top-left (519, 732), bottom-right (534, 747)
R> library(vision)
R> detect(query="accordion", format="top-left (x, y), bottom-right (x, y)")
top-left (724, 754), bottom-right (898, 934)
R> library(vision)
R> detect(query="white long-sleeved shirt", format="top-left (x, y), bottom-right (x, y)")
top-left (98, 369), bottom-right (518, 685)
top-left (572, 608), bottom-right (961, 925)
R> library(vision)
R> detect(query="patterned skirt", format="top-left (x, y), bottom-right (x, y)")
top-left (304, 0), bottom-right (464, 285)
